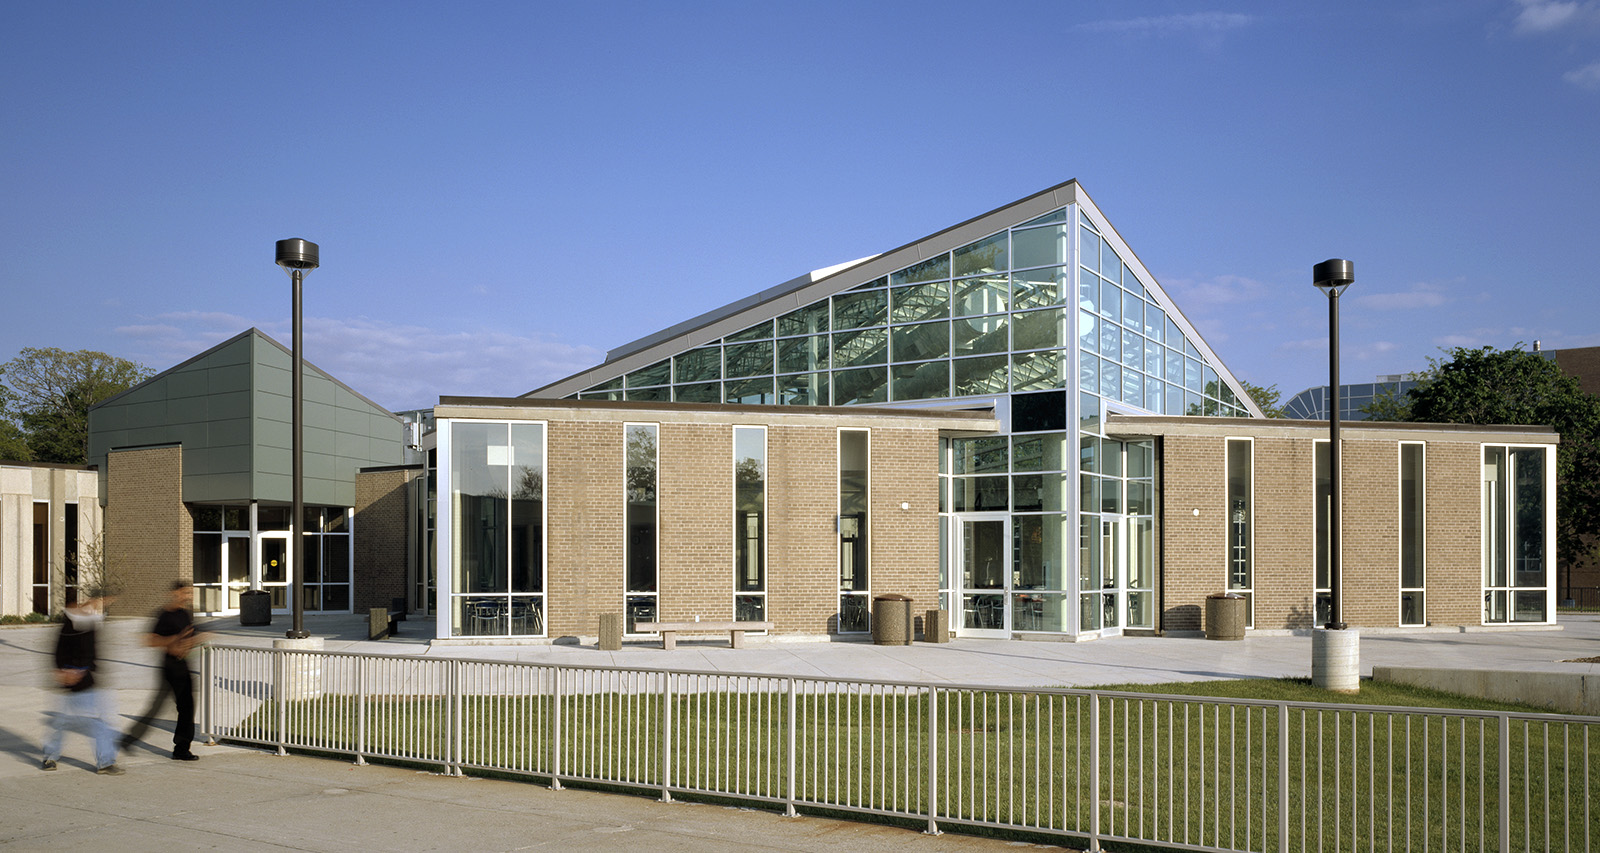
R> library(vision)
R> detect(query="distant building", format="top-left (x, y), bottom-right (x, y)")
top-left (1283, 377), bottom-right (1422, 421)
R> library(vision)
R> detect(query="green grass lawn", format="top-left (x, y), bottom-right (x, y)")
top-left (236, 676), bottom-right (1598, 853)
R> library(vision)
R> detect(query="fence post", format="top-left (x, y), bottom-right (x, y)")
top-left (448, 659), bottom-right (462, 776)
top-left (551, 668), bottom-right (563, 791)
top-left (659, 672), bottom-right (672, 803)
top-left (785, 677), bottom-right (798, 818)
top-left (1279, 703), bottom-right (1290, 853)
top-left (1089, 693), bottom-right (1101, 852)
top-left (275, 649), bottom-right (288, 756)
top-left (1499, 714), bottom-right (1511, 853)
top-left (354, 656), bottom-right (367, 766)
top-left (199, 645), bottom-right (215, 745)
top-left (925, 686), bottom-right (940, 836)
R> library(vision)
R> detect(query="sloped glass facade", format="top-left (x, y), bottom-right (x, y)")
top-left (563, 192), bottom-right (1255, 638)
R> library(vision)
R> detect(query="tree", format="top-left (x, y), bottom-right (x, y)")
top-left (0, 379), bottom-right (28, 460)
top-left (1373, 345), bottom-right (1600, 572)
top-left (1238, 380), bottom-right (1287, 418)
top-left (0, 348), bottom-right (153, 464)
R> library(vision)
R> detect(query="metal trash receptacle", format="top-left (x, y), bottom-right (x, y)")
top-left (239, 589), bottom-right (272, 626)
top-left (872, 594), bottom-right (912, 645)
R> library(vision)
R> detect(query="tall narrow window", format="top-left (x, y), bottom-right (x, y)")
top-left (1483, 445), bottom-right (1550, 623)
top-left (625, 424), bottom-right (659, 633)
top-left (63, 503), bottom-right (79, 605)
top-left (32, 503), bottom-right (49, 614)
top-left (1226, 438), bottom-right (1253, 627)
top-left (838, 429), bottom-right (870, 631)
top-left (1399, 443), bottom-right (1425, 625)
top-left (1314, 440), bottom-right (1332, 625)
top-left (734, 426), bottom-right (766, 621)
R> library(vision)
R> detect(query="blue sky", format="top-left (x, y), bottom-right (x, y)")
top-left (4, 1), bottom-right (1597, 411)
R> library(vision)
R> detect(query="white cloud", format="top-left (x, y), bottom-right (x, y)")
top-left (1511, 0), bottom-right (1591, 33)
top-left (1076, 12), bottom-right (1254, 35)
top-left (1352, 283), bottom-right (1449, 311)
top-left (1564, 60), bottom-right (1600, 87)
top-left (115, 313), bottom-right (603, 411)
top-left (1162, 273), bottom-right (1274, 308)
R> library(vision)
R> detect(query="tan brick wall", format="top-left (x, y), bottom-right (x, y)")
top-left (354, 467), bottom-right (420, 612)
top-left (105, 446), bottom-right (191, 618)
top-left (433, 401), bottom-right (985, 639)
top-left (1159, 431), bottom-right (1502, 631)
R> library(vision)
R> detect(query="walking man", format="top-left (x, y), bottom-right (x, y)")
top-left (42, 591), bottom-right (122, 775)
top-left (121, 580), bottom-right (209, 761)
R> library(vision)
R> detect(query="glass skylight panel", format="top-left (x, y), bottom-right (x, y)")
top-left (891, 320), bottom-right (951, 362)
top-left (724, 340), bottom-right (773, 378)
top-left (890, 254), bottom-right (950, 286)
top-left (833, 328), bottom-right (886, 366)
top-left (1021, 207), bottom-right (1070, 229)
top-left (833, 290), bottom-right (887, 330)
top-left (777, 301), bottom-right (829, 337)
top-left (726, 376), bottom-right (774, 405)
top-left (1122, 291), bottom-right (1143, 330)
top-left (1012, 351), bottom-right (1064, 391)
top-left (954, 314), bottom-right (1007, 356)
top-left (850, 276), bottom-right (887, 291)
top-left (626, 360), bottom-right (671, 388)
top-left (1012, 266), bottom-right (1065, 309)
top-left (726, 320), bottom-right (773, 343)
top-left (1099, 280), bottom-right (1121, 324)
top-left (1014, 224), bottom-right (1070, 269)
top-left (1144, 305), bottom-right (1165, 341)
top-left (891, 282), bottom-right (950, 323)
top-left (1013, 308), bottom-right (1065, 351)
top-left (674, 347), bottom-right (722, 384)
top-left (776, 336), bottom-right (828, 373)
top-left (953, 355), bottom-right (1008, 395)
top-left (892, 362), bottom-right (949, 400)
top-left (675, 382), bottom-right (720, 403)
top-left (833, 366), bottom-right (887, 405)
top-left (952, 232), bottom-right (1007, 277)
top-left (952, 274), bottom-right (1008, 317)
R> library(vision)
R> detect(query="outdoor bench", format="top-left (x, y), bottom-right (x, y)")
top-left (632, 620), bottom-right (774, 650)
top-left (368, 598), bottom-right (406, 640)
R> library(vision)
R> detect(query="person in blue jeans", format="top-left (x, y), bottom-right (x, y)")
top-left (121, 581), bottom-right (209, 761)
top-left (42, 592), bottom-right (122, 775)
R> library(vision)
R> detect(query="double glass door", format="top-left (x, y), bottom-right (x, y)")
top-left (220, 533), bottom-right (291, 611)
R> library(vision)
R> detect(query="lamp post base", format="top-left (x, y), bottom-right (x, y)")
top-left (283, 629), bottom-right (311, 640)
top-left (1311, 626), bottom-right (1360, 693)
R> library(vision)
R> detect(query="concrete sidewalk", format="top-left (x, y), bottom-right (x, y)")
top-left (2, 614), bottom-right (1596, 851)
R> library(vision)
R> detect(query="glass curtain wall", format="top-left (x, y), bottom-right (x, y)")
top-left (1399, 443), bottom-right (1425, 625)
top-left (577, 201), bottom-right (1252, 637)
top-left (625, 424), bottom-right (658, 633)
top-left (1482, 445), bottom-right (1550, 623)
top-left (300, 508), bottom-right (352, 612)
top-left (838, 429), bottom-right (870, 632)
top-left (449, 421), bottom-right (546, 637)
top-left (735, 426), bottom-right (766, 621)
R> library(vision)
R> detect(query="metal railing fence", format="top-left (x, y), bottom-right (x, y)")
top-left (201, 645), bottom-right (1598, 853)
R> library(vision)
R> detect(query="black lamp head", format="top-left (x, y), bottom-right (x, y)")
top-left (1312, 258), bottom-right (1354, 295)
top-left (275, 238), bottom-right (320, 273)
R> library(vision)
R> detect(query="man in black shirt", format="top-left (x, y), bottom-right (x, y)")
top-left (121, 580), bottom-right (209, 761)
top-left (43, 593), bottom-right (122, 774)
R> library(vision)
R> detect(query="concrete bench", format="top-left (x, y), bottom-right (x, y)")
top-left (633, 620), bottom-right (774, 650)
top-left (368, 599), bottom-right (405, 640)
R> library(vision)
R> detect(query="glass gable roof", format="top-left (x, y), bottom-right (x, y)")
top-left (570, 195), bottom-right (1250, 421)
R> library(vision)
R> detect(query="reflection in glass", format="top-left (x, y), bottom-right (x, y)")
top-left (952, 274), bottom-right (1008, 316)
top-left (839, 430), bottom-right (869, 632)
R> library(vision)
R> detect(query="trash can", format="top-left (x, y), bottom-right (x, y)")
top-left (1205, 593), bottom-right (1246, 640)
top-left (239, 589), bottom-right (272, 626)
top-left (872, 594), bottom-right (912, 646)
top-left (923, 608), bottom-right (950, 643)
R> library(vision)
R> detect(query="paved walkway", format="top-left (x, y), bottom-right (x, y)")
top-left (2, 614), bottom-right (1596, 851)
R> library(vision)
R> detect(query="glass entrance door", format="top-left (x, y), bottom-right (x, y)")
top-left (224, 534), bottom-right (250, 611)
top-left (259, 533), bottom-right (290, 610)
top-left (959, 515), bottom-right (1010, 638)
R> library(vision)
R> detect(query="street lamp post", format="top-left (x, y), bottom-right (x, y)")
top-left (1311, 258), bottom-right (1358, 692)
top-left (276, 238), bottom-right (319, 640)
